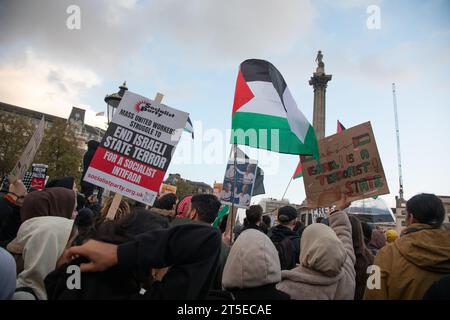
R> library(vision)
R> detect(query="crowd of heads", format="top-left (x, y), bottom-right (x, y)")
top-left (0, 170), bottom-right (449, 301)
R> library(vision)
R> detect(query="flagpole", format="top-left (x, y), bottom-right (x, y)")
top-left (230, 143), bottom-right (238, 245)
top-left (281, 177), bottom-right (293, 200)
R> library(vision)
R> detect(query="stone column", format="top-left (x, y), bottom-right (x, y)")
top-left (309, 53), bottom-right (332, 140)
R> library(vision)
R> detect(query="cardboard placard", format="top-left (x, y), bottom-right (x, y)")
top-left (84, 91), bottom-right (188, 206)
top-left (10, 116), bottom-right (45, 182)
top-left (160, 183), bottom-right (177, 195)
top-left (302, 121), bottom-right (389, 207)
top-left (30, 163), bottom-right (48, 190)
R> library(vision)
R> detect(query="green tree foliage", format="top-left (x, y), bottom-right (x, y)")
top-left (175, 179), bottom-right (194, 199)
top-left (0, 111), bottom-right (34, 176)
top-left (36, 119), bottom-right (83, 181)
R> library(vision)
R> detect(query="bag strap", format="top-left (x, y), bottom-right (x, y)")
top-left (15, 287), bottom-right (39, 300)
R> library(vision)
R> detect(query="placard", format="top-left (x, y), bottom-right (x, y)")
top-left (218, 159), bottom-right (258, 209)
top-left (302, 122), bottom-right (389, 207)
top-left (160, 183), bottom-right (177, 195)
top-left (84, 91), bottom-right (188, 205)
top-left (10, 116), bottom-right (45, 182)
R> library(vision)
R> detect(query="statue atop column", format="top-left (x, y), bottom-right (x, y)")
top-left (310, 50), bottom-right (332, 140)
top-left (315, 50), bottom-right (325, 74)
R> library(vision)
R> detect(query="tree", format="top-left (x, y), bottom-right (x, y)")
top-left (0, 111), bottom-right (34, 177)
top-left (36, 119), bottom-right (83, 182)
top-left (175, 179), bottom-right (194, 199)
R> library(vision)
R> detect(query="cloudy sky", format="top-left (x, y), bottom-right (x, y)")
top-left (1, 0), bottom-right (449, 207)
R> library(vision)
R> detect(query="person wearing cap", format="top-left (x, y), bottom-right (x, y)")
top-left (268, 206), bottom-right (300, 270)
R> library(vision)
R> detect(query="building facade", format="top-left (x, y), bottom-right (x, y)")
top-left (0, 102), bottom-right (106, 152)
top-left (298, 205), bottom-right (329, 226)
top-left (259, 198), bottom-right (292, 226)
top-left (259, 198), bottom-right (290, 214)
top-left (438, 195), bottom-right (450, 224)
top-left (164, 173), bottom-right (213, 195)
top-left (394, 195), bottom-right (450, 233)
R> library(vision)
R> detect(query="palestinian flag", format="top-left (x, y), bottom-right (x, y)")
top-left (293, 157), bottom-right (303, 179)
top-left (337, 120), bottom-right (346, 133)
top-left (212, 204), bottom-right (230, 228)
top-left (231, 59), bottom-right (319, 158)
top-left (293, 121), bottom-right (346, 179)
top-left (184, 117), bottom-right (194, 139)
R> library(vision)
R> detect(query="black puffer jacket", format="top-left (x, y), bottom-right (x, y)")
top-left (268, 224), bottom-right (300, 269)
top-left (46, 224), bottom-right (221, 300)
top-left (81, 140), bottom-right (101, 197)
top-left (0, 194), bottom-right (21, 248)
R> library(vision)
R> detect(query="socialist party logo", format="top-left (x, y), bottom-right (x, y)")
top-left (134, 100), bottom-right (174, 118)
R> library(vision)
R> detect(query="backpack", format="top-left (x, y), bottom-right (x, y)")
top-left (273, 237), bottom-right (297, 270)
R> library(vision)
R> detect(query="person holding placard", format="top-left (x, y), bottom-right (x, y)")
top-left (277, 195), bottom-right (356, 300)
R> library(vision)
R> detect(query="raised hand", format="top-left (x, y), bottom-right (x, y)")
top-left (64, 240), bottom-right (118, 272)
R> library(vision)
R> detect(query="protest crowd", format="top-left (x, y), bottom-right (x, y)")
top-left (0, 157), bottom-right (449, 300)
top-left (0, 60), bottom-right (449, 302)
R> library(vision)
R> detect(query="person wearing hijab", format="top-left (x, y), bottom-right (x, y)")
top-left (45, 177), bottom-right (76, 191)
top-left (368, 229), bottom-right (386, 256)
top-left (222, 229), bottom-right (290, 300)
top-left (0, 247), bottom-right (16, 300)
top-left (20, 187), bottom-right (76, 222)
top-left (44, 178), bottom-right (93, 214)
top-left (7, 216), bottom-right (75, 300)
top-left (276, 205), bottom-right (356, 300)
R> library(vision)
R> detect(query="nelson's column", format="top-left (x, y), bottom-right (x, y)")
top-left (309, 50), bottom-right (332, 140)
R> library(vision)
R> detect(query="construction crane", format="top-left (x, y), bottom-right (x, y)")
top-left (392, 83), bottom-right (404, 200)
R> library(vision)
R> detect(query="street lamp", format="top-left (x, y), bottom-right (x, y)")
top-left (104, 81), bottom-right (128, 124)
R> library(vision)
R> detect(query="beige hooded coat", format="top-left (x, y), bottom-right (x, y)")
top-left (222, 229), bottom-right (281, 289)
top-left (276, 210), bottom-right (356, 299)
top-left (10, 216), bottom-right (74, 300)
top-left (364, 223), bottom-right (450, 300)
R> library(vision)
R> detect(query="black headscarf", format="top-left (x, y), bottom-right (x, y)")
top-left (45, 177), bottom-right (75, 190)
